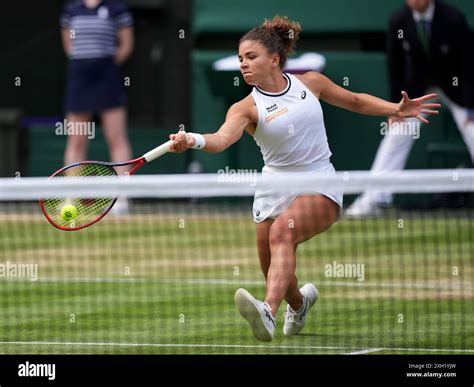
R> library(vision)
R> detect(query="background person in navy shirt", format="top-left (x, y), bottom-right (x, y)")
top-left (60, 0), bottom-right (134, 180)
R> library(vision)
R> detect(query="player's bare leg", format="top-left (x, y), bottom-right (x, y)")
top-left (256, 219), bottom-right (307, 311)
top-left (264, 194), bottom-right (338, 314)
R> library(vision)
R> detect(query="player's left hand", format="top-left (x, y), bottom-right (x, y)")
top-left (398, 91), bottom-right (441, 124)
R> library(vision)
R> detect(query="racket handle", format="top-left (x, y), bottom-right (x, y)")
top-left (143, 140), bottom-right (174, 162)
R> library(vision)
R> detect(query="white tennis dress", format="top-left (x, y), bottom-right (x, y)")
top-left (251, 72), bottom-right (343, 223)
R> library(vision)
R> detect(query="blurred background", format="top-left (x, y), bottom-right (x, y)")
top-left (0, 0), bottom-right (473, 178)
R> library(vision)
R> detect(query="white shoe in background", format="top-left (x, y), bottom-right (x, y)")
top-left (345, 195), bottom-right (382, 218)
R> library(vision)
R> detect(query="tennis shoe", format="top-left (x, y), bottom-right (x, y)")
top-left (344, 196), bottom-right (382, 218)
top-left (234, 288), bottom-right (275, 342)
top-left (283, 283), bottom-right (319, 336)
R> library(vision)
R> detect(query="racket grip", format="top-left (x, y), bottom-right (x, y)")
top-left (143, 140), bottom-right (174, 162)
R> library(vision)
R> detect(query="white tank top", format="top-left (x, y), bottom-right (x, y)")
top-left (250, 73), bottom-right (332, 167)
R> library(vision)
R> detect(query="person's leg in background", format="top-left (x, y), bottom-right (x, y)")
top-left (101, 106), bottom-right (133, 214)
top-left (64, 112), bottom-right (93, 166)
top-left (101, 106), bottom-right (132, 175)
top-left (345, 117), bottom-right (419, 217)
top-left (438, 93), bottom-right (474, 163)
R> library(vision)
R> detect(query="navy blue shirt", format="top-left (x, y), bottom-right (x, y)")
top-left (60, 0), bottom-right (133, 60)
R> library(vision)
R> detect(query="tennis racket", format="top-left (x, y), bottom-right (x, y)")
top-left (40, 140), bottom-right (174, 231)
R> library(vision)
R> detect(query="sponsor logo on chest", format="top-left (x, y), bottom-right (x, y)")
top-left (266, 104), bottom-right (278, 113)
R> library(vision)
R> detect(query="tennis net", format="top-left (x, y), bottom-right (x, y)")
top-left (0, 169), bottom-right (473, 354)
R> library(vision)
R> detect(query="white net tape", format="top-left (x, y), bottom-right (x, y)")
top-left (1, 169), bottom-right (473, 200)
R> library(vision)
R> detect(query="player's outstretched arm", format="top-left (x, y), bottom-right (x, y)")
top-left (168, 100), bottom-right (252, 153)
top-left (302, 71), bottom-right (441, 124)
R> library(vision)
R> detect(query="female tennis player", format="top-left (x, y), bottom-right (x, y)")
top-left (169, 16), bottom-right (441, 341)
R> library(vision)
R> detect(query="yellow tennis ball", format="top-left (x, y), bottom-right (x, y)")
top-left (61, 204), bottom-right (77, 221)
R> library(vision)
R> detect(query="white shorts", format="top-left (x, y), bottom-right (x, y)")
top-left (252, 160), bottom-right (343, 223)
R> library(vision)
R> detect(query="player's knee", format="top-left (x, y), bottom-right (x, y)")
top-left (269, 221), bottom-right (295, 247)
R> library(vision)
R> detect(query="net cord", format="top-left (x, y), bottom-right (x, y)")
top-left (1, 169), bottom-right (473, 200)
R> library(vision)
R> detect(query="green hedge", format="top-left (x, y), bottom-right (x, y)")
top-left (193, 0), bottom-right (474, 34)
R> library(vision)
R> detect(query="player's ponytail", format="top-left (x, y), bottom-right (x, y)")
top-left (239, 15), bottom-right (302, 69)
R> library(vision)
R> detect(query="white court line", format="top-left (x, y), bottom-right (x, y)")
top-left (8, 277), bottom-right (473, 291)
top-left (0, 341), bottom-right (355, 351)
top-left (345, 348), bottom-right (384, 355)
top-left (0, 341), bottom-right (473, 354)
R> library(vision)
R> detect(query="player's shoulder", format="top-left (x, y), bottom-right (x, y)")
top-left (296, 71), bottom-right (328, 88)
top-left (296, 71), bottom-right (323, 83)
top-left (294, 72), bottom-right (328, 98)
top-left (227, 95), bottom-right (255, 117)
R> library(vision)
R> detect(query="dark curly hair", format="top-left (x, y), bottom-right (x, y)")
top-left (239, 15), bottom-right (302, 69)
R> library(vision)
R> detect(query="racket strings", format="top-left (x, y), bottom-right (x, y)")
top-left (42, 163), bottom-right (117, 229)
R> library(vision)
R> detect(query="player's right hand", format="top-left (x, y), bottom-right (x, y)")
top-left (168, 131), bottom-right (195, 153)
